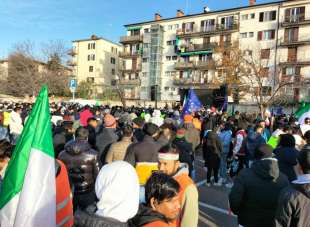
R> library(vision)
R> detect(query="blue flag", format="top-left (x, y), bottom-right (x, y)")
top-left (222, 95), bottom-right (228, 112)
top-left (181, 89), bottom-right (202, 119)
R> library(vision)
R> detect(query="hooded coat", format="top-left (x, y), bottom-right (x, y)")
top-left (58, 139), bottom-right (100, 194)
top-left (74, 161), bottom-right (140, 227)
top-left (275, 174), bottom-right (310, 227)
top-left (229, 158), bottom-right (289, 227)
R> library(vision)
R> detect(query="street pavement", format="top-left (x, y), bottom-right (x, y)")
top-left (194, 154), bottom-right (238, 227)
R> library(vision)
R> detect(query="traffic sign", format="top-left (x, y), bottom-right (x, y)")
top-left (69, 79), bottom-right (77, 90)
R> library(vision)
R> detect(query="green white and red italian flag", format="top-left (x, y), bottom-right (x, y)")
top-left (0, 86), bottom-right (56, 227)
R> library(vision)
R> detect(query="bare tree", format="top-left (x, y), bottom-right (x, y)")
top-left (214, 42), bottom-right (294, 115)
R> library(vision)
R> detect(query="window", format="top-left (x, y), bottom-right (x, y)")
top-left (142, 72), bottom-right (147, 77)
top-left (172, 56), bottom-right (178, 61)
top-left (88, 43), bottom-right (95, 50)
top-left (284, 27), bottom-right (299, 42)
top-left (262, 86), bottom-right (272, 96)
top-left (172, 40), bottom-right (176, 45)
top-left (285, 7), bottom-right (305, 23)
top-left (249, 32), bottom-right (254, 37)
top-left (166, 56), bottom-right (171, 61)
top-left (144, 43), bottom-right (149, 48)
top-left (111, 47), bottom-right (114, 52)
top-left (244, 50), bottom-right (253, 56)
top-left (87, 54), bottom-right (95, 61)
top-left (250, 13), bottom-right (255, 19)
top-left (240, 32), bottom-right (247, 38)
top-left (174, 24), bottom-right (179, 29)
top-left (286, 67), bottom-right (295, 75)
top-left (144, 28), bottom-right (150, 33)
top-left (257, 30), bottom-right (275, 41)
top-left (111, 57), bottom-right (116, 64)
top-left (167, 41), bottom-right (172, 45)
top-left (261, 67), bottom-right (269, 77)
top-left (89, 66), bottom-right (94, 72)
top-left (259, 11), bottom-right (277, 22)
top-left (111, 69), bottom-right (115, 75)
top-left (142, 58), bottom-right (148, 63)
top-left (201, 19), bottom-right (215, 32)
top-left (241, 14), bottom-right (248, 20)
top-left (261, 49), bottom-right (270, 59)
top-left (168, 25), bottom-right (173, 30)
top-left (164, 87), bottom-right (169, 91)
top-left (87, 77), bottom-right (94, 83)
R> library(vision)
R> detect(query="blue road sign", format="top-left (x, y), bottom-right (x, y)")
top-left (69, 79), bottom-right (77, 89)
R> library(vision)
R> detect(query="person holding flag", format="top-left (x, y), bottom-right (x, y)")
top-left (0, 86), bottom-right (73, 227)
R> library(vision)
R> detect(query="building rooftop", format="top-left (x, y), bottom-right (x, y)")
top-left (124, 0), bottom-right (286, 27)
top-left (72, 35), bottom-right (122, 47)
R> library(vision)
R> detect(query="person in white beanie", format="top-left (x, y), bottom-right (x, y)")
top-left (74, 161), bottom-right (140, 227)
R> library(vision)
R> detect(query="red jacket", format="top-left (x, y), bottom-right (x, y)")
top-left (56, 160), bottom-right (74, 227)
top-left (79, 109), bottom-right (94, 127)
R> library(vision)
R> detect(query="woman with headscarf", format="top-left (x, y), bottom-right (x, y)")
top-left (74, 161), bottom-right (140, 227)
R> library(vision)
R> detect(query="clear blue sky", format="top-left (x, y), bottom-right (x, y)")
top-left (0, 0), bottom-right (279, 58)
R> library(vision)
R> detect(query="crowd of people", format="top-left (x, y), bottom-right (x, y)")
top-left (0, 101), bottom-right (309, 227)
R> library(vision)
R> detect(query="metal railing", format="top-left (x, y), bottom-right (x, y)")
top-left (120, 35), bottom-right (143, 43)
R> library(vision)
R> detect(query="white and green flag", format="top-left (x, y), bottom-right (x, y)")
top-left (0, 86), bottom-right (56, 227)
top-left (295, 102), bottom-right (310, 125)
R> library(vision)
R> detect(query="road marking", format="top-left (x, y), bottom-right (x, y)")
top-left (196, 179), bottom-right (207, 187)
top-left (199, 201), bottom-right (236, 217)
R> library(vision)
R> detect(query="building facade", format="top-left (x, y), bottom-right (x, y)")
top-left (70, 35), bottom-right (122, 96)
top-left (119, 0), bottom-right (310, 105)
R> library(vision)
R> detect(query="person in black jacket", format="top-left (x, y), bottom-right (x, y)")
top-left (275, 145), bottom-right (310, 227)
top-left (85, 117), bottom-right (98, 150)
top-left (58, 127), bottom-right (100, 210)
top-left (203, 131), bottom-right (223, 186)
top-left (129, 172), bottom-right (180, 227)
top-left (173, 128), bottom-right (193, 176)
top-left (274, 134), bottom-right (299, 182)
top-left (229, 144), bottom-right (289, 227)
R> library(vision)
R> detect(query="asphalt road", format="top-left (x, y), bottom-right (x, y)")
top-left (194, 155), bottom-right (238, 227)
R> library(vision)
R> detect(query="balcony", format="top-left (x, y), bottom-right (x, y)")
top-left (180, 43), bottom-right (218, 52)
top-left (195, 60), bottom-right (216, 70)
top-left (119, 51), bottom-right (139, 58)
top-left (119, 65), bottom-right (142, 73)
top-left (173, 77), bottom-right (220, 89)
top-left (118, 78), bottom-right (141, 86)
top-left (174, 61), bottom-right (195, 70)
top-left (124, 95), bottom-right (140, 100)
top-left (281, 14), bottom-right (310, 27)
top-left (120, 35), bottom-right (143, 44)
top-left (176, 23), bottom-right (239, 38)
top-left (174, 60), bottom-right (216, 70)
top-left (279, 60), bottom-right (310, 67)
top-left (67, 60), bottom-right (77, 66)
top-left (67, 49), bottom-right (77, 56)
top-left (279, 39), bottom-right (310, 47)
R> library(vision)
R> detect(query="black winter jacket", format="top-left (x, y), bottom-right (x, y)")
top-left (128, 204), bottom-right (170, 227)
top-left (275, 175), bottom-right (310, 227)
top-left (124, 135), bottom-right (161, 166)
top-left (74, 206), bottom-right (128, 227)
top-left (96, 127), bottom-right (119, 165)
top-left (58, 139), bottom-right (100, 194)
top-left (229, 158), bottom-right (289, 227)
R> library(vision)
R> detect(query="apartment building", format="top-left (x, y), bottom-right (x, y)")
top-left (70, 35), bottom-right (122, 95)
top-left (120, 0), bottom-right (310, 105)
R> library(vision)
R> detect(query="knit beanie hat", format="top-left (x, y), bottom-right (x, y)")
top-left (184, 114), bottom-right (193, 123)
top-left (176, 128), bottom-right (186, 139)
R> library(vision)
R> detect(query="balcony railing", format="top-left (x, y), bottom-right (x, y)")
top-left (280, 60), bottom-right (310, 67)
top-left (67, 49), bottom-right (77, 56)
top-left (119, 51), bottom-right (139, 58)
top-left (174, 60), bottom-right (216, 70)
top-left (176, 23), bottom-right (239, 37)
top-left (180, 43), bottom-right (218, 52)
top-left (120, 35), bottom-right (143, 44)
top-left (281, 14), bottom-right (310, 27)
top-left (173, 77), bottom-right (220, 89)
top-left (279, 39), bottom-right (310, 47)
top-left (118, 78), bottom-right (141, 86)
top-left (119, 65), bottom-right (142, 73)
top-left (67, 60), bottom-right (77, 66)
top-left (174, 62), bottom-right (195, 70)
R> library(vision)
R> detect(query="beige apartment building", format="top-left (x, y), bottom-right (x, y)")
top-left (119, 0), bottom-right (310, 106)
top-left (70, 35), bottom-right (122, 96)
